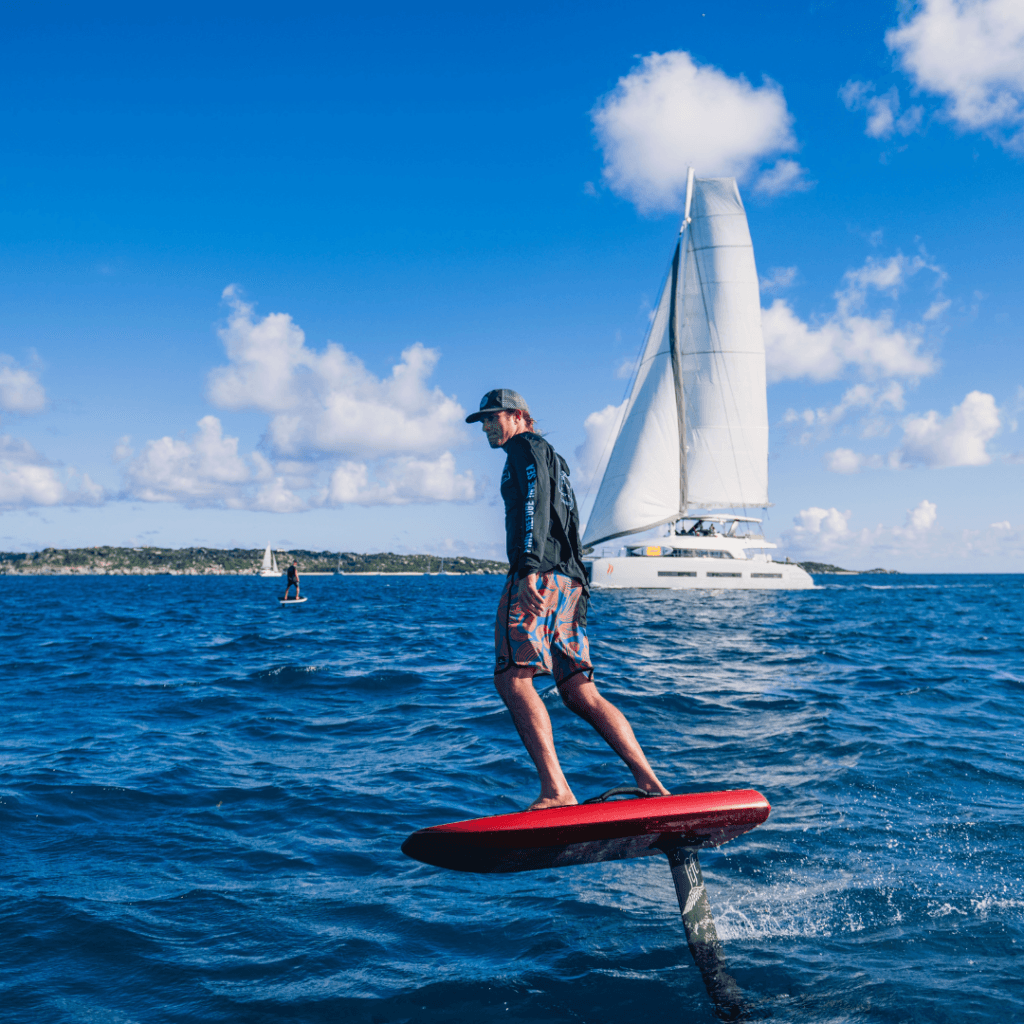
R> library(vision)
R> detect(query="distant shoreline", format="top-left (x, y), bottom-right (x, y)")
top-left (0, 546), bottom-right (508, 577)
top-left (796, 561), bottom-right (898, 575)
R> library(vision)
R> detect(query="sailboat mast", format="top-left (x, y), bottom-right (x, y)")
top-left (669, 168), bottom-right (696, 522)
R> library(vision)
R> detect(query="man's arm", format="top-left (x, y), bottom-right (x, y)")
top-left (515, 439), bottom-right (552, 579)
top-left (509, 438), bottom-right (553, 616)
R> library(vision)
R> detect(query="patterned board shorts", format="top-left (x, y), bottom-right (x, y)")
top-left (494, 571), bottom-right (593, 685)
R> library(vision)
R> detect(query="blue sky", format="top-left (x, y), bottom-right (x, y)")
top-left (1, 0), bottom-right (1021, 570)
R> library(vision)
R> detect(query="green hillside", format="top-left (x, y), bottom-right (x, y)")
top-left (0, 547), bottom-right (508, 576)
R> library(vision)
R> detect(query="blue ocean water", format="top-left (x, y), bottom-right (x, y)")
top-left (1, 574), bottom-right (1021, 1023)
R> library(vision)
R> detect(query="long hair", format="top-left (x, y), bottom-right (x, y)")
top-left (515, 409), bottom-right (538, 433)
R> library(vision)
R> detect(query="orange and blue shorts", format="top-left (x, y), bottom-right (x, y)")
top-left (494, 571), bottom-right (593, 685)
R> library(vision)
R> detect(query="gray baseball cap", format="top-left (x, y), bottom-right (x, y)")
top-left (465, 388), bottom-right (529, 423)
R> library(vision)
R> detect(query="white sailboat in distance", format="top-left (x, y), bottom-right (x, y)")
top-left (259, 544), bottom-right (281, 578)
top-left (583, 171), bottom-right (812, 591)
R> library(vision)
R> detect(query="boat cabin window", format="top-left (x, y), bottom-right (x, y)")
top-left (626, 546), bottom-right (733, 559)
top-left (675, 521), bottom-right (720, 537)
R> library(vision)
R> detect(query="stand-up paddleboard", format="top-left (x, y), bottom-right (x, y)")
top-left (402, 786), bottom-right (769, 1020)
top-left (278, 596), bottom-right (307, 605)
top-left (402, 787), bottom-right (769, 874)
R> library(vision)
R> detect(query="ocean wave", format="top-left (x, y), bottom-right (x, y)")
top-left (0, 575), bottom-right (1021, 1022)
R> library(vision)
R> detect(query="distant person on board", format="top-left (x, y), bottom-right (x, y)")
top-left (285, 560), bottom-right (300, 600)
top-left (468, 389), bottom-right (669, 810)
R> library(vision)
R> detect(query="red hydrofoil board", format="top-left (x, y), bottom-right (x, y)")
top-left (401, 789), bottom-right (770, 874)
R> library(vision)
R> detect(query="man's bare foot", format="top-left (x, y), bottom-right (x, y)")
top-left (636, 779), bottom-right (671, 797)
top-left (526, 793), bottom-right (578, 811)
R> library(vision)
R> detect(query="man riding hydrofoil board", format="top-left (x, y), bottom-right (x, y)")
top-left (468, 389), bottom-right (669, 810)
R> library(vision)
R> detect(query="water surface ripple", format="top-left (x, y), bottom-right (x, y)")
top-left (1, 575), bottom-right (1021, 1022)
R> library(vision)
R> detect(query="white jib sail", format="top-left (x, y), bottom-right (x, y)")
top-left (262, 545), bottom-right (273, 571)
top-left (582, 176), bottom-right (768, 548)
top-left (583, 256), bottom-right (682, 546)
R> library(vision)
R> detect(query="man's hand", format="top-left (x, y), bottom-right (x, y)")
top-left (518, 573), bottom-right (549, 617)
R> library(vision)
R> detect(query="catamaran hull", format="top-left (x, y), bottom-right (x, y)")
top-left (587, 556), bottom-right (814, 590)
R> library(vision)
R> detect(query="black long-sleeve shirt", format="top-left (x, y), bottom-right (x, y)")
top-left (499, 432), bottom-right (588, 589)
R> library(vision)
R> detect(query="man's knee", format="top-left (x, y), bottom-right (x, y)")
top-left (558, 675), bottom-right (600, 714)
top-left (494, 665), bottom-right (535, 699)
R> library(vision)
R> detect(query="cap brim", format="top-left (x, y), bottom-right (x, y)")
top-left (465, 406), bottom-right (504, 423)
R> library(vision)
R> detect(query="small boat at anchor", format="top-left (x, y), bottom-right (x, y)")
top-left (258, 544), bottom-right (280, 578)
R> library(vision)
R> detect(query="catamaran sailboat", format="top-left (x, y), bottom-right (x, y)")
top-left (582, 171), bottom-right (812, 591)
top-left (259, 544), bottom-right (281, 578)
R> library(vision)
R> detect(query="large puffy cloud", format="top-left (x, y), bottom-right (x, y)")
top-left (887, 0), bottom-right (1024, 151)
top-left (820, 391), bottom-right (1001, 473)
top-left (0, 435), bottom-right (103, 509)
top-left (123, 415), bottom-right (304, 511)
top-left (591, 51), bottom-right (809, 213)
top-left (0, 357), bottom-right (46, 414)
top-left (897, 390), bottom-right (1000, 467)
top-left (327, 452), bottom-right (476, 506)
top-left (763, 254), bottom-right (941, 382)
top-left (125, 290), bottom-right (478, 511)
top-left (209, 286), bottom-right (466, 459)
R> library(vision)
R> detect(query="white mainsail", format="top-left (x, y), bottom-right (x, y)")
top-left (583, 174), bottom-right (769, 548)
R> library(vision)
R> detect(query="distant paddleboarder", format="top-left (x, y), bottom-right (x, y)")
top-left (284, 560), bottom-right (300, 601)
top-left (468, 389), bottom-right (669, 810)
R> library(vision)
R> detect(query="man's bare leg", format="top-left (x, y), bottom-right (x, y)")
top-left (494, 666), bottom-right (577, 810)
top-left (558, 677), bottom-right (670, 796)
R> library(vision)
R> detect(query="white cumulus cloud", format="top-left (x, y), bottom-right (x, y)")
top-left (750, 159), bottom-right (814, 197)
top-left (760, 266), bottom-right (798, 293)
top-left (0, 357), bottom-right (46, 414)
top-left (825, 448), bottom-right (866, 474)
top-left (783, 500), bottom-right (940, 563)
top-left (209, 286), bottom-right (467, 460)
top-left (123, 415), bottom-right (276, 509)
top-left (591, 51), bottom-right (808, 213)
top-left (887, 0), bottom-right (1024, 151)
top-left (252, 476), bottom-right (307, 513)
top-left (574, 401), bottom-right (627, 493)
top-left (327, 452), bottom-right (476, 506)
top-left (763, 254), bottom-right (942, 382)
top-left (901, 498), bottom-right (938, 536)
top-left (959, 519), bottom-right (1024, 562)
top-left (0, 435), bottom-right (103, 509)
top-left (783, 502), bottom-right (1024, 569)
top-left (819, 391), bottom-right (1001, 473)
top-left (789, 506), bottom-right (852, 548)
top-left (787, 382), bottom-right (906, 437)
top-left (896, 390), bottom-right (1000, 467)
top-left (839, 81), bottom-right (925, 139)
top-left (125, 290), bottom-right (479, 511)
